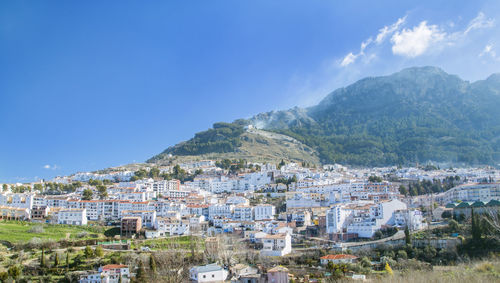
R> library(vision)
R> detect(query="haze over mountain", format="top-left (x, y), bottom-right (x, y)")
top-left (150, 67), bottom-right (500, 166)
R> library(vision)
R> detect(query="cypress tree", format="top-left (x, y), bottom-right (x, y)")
top-left (404, 225), bottom-right (411, 245)
top-left (66, 252), bottom-right (70, 271)
top-left (40, 248), bottom-right (45, 268)
top-left (471, 208), bottom-right (482, 243)
top-left (136, 261), bottom-right (147, 282)
top-left (149, 254), bottom-right (157, 274)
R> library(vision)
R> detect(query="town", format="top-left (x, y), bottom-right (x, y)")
top-left (0, 159), bottom-right (499, 282)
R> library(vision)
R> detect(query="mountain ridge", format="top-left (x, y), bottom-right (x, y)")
top-left (149, 66), bottom-right (500, 166)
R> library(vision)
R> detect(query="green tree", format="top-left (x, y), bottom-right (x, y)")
top-left (0, 272), bottom-right (7, 282)
top-left (399, 185), bottom-right (408, 196)
top-left (96, 185), bottom-right (108, 200)
top-left (34, 183), bottom-right (43, 192)
top-left (88, 179), bottom-right (103, 186)
top-left (471, 208), bottom-right (482, 243)
top-left (84, 246), bottom-right (94, 259)
top-left (95, 246), bottom-right (104, 258)
top-left (54, 253), bottom-right (59, 267)
top-left (134, 169), bottom-right (148, 179)
top-left (397, 250), bottom-right (408, 260)
top-left (277, 159), bottom-right (286, 169)
top-left (359, 257), bottom-right (371, 268)
top-left (448, 219), bottom-right (459, 233)
top-left (66, 252), bottom-right (70, 271)
top-left (136, 261), bottom-right (147, 282)
top-left (149, 168), bottom-right (160, 179)
top-left (368, 175), bottom-right (383, 182)
top-left (149, 254), bottom-right (157, 274)
top-left (41, 248), bottom-right (46, 268)
top-left (7, 265), bottom-right (21, 280)
top-left (404, 225), bottom-right (411, 245)
top-left (2, 184), bottom-right (7, 192)
top-left (82, 189), bottom-right (93, 200)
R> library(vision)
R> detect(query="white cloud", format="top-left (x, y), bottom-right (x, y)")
top-left (479, 44), bottom-right (497, 59)
top-left (340, 52), bottom-right (357, 67)
top-left (465, 12), bottom-right (495, 35)
top-left (376, 16), bottom-right (407, 44)
top-left (339, 12), bottom-right (496, 67)
top-left (391, 21), bottom-right (446, 57)
top-left (340, 16), bottom-right (407, 67)
top-left (43, 164), bottom-right (59, 170)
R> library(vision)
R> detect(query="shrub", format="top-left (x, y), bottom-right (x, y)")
top-left (28, 225), bottom-right (44, 234)
top-left (77, 232), bottom-right (88, 238)
top-left (475, 262), bottom-right (494, 273)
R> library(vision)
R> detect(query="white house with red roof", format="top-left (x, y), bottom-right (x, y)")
top-left (79, 264), bottom-right (130, 283)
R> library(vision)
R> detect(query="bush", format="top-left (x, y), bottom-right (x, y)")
top-left (77, 232), bottom-right (88, 238)
top-left (475, 262), bottom-right (494, 273)
top-left (28, 226), bottom-right (44, 234)
top-left (442, 210), bottom-right (452, 219)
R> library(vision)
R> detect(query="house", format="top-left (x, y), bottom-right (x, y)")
top-left (260, 233), bottom-right (292, 256)
top-left (79, 272), bottom-right (102, 283)
top-left (254, 204), bottom-right (275, 220)
top-left (79, 264), bottom-right (130, 283)
top-left (0, 206), bottom-right (30, 220)
top-left (189, 263), bottom-right (228, 282)
top-left (320, 254), bottom-right (358, 265)
top-left (121, 216), bottom-right (142, 235)
top-left (99, 264), bottom-right (130, 283)
top-left (267, 266), bottom-right (289, 283)
top-left (31, 206), bottom-right (50, 220)
top-left (230, 263), bottom-right (258, 278)
top-left (57, 208), bottom-right (87, 225)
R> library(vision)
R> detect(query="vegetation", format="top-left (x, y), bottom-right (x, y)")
top-left (399, 176), bottom-right (463, 196)
top-left (149, 67), bottom-right (500, 167)
top-left (158, 121), bottom-right (246, 156)
top-left (0, 221), bottom-right (107, 243)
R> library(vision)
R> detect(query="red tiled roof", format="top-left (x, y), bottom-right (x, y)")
top-left (320, 254), bottom-right (358, 260)
top-left (102, 264), bottom-right (127, 270)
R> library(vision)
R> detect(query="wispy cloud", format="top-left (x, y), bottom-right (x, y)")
top-left (479, 43), bottom-right (498, 60)
top-left (376, 16), bottom-right (407, 44)
top-left (465, 12), bottom-right (495, 35)
top-left (43, 164), bottom-right (59, 170)
top-left (340, 16), bottom-right (406, 67)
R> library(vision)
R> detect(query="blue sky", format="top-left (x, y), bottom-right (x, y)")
top-left (1, 1), bottom-right (500, 183)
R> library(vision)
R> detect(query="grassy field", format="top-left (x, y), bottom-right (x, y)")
top-left (139, 235), bottom-right (203, 250)
top-left (370, 260), bottom-right (500, 283)
top-left (0, 220), bottom-right (105, 243)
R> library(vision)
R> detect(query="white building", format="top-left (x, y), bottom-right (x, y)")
top-left (153, 180), bottom-right (180, 194)
top-left (189, 263), bottom-right (228, 282)
top-left (254, 204), bottom-right (275, 221)
top-left (208, 204), bottom-right (234, 220)
top-left (58, 208), bottom-right (87, 225)
top-left (326, 205), bottom-right (348, 234)
top-left (444, 183), bottom-right (500, 203)
top-left (261, 233), bottom-right (292, 256)
top-left (99, 264), bottom-right (130, 283)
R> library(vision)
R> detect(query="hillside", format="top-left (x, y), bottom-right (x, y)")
top-left (148, 126), bottom-right (320, 165)
top-left (150, 66), bottom-right (500, 166)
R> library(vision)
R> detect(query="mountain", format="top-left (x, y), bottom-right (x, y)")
top-left (149, 66), bottom-right (500, 166)
top-left (148, 124), bottom-right (320, 165)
